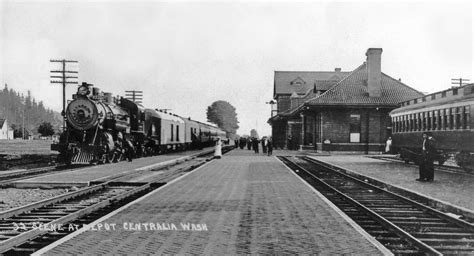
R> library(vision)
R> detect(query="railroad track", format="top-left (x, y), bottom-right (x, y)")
top-left (0, 165), bottom-right (79, 187)
top-left (0, 147), bottom-right (229, 186)
top-left (0, 148), bottom-right (230, 255)
top-left (279, 156), bottom-right (474, 255)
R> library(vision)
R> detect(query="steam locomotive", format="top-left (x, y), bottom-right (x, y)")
top-left (51, 83), bottom-right (227, 165)
top-left (389, 83), bottom-right (474, 171)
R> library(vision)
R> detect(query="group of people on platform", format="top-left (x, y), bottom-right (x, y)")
top-left (236, 136), bottom-right (273, 156)
top-left (229, 132), bottom-right (437, 182)
top-left (385, 133), bottom-right (437, 182)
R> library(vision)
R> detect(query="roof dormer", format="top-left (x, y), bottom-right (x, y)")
top-left (290, 77), bottom-right (306, 86)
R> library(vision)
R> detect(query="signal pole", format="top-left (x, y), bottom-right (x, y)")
top-left (451, 78), bottom-right (470, 86)
top-left (50, 59), bottom-right (78, 130)
top-left (125, 90), bottom-right (143, 104)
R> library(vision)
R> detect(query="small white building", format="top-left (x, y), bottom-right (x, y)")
top-left (0, 119), bottom-right (14, 140)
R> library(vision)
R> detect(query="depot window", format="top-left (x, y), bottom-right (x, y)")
top-left (349, 114), bottom-right (361, 142)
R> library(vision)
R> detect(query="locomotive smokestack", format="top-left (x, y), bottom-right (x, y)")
top-left (366, 48), bottom-right (382, 97)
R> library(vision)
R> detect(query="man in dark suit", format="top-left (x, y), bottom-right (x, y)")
top-left (252, 137), bottom-right (259, 153)
top-left (417, 132), bottom-right (436, 182)
top-left (267, 137), bottom-right (273, 156)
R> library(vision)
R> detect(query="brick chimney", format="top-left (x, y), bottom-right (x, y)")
top-left (366, 48), bottom-right (383, 97)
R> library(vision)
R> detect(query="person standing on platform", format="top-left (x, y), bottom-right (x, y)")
top-left (267, 137), bottom-right (273, 156)
top-left (247, 138), bottom-right (252, 150)
top-left (239, 137), bottom-right (246, 149)
top-left (417, 132), bottom-right (436, 182)
top-left (252, 137), bottom-right (259, 153)
top-left (214, 138), bottom-right (222, 159)
top-left (287, 135), bottom-right (293, 150)
top-left (261, 136), bottom-right (268, 154)
top-left (385, 137), bottom-right (392, 154)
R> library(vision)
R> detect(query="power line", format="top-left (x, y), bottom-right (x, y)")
top-left (451, 78), bottom-right (470, 86)
top-left (124, 90), bottom-right (143, 104)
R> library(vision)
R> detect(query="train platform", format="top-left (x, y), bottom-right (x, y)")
top-left (308, 155), bottom-right (474, 217)
top-left (35, 149), bottom-right (389, 255)
top-left (11, 149), bottom-right (212, 188)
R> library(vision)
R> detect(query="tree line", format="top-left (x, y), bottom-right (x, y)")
top-left (1, 85), bottom-right (243, 139)
top-left (0, 84), bottom-right (62, 138)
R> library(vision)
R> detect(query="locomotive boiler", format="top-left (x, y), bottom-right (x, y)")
top-left (52, 82), bottom-right (228, 165)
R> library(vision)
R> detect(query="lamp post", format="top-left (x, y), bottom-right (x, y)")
top-left (265, 100), bottom-right (277, 117)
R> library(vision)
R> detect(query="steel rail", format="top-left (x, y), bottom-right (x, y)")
top-left (0, 148), bottom-right (220, 220)
top-left (0, 183), bottom-right (107, 220)
top-left (0, 185), bottom-right (148, 253)
top-left (303, 156), bottom-right (474, 232)
top-left (0, 148), bottom-right (226, 253)
top-left (281, 156), bottom-right (443, 256)
top-left (0, 165), bottom-right (87, 187)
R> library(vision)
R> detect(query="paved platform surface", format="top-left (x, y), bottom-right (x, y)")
top-left (12, 149), bottom-right (208, 185)
top-left (37, 150), bottom-right (386, 255)
top-left (309, 155), bottom-right (474, 211)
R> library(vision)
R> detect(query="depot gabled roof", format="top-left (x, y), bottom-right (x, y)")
top-left (269, 63), bottom-right (424, 122)
top-left (303, 63), bottom-right (423, 106)
top-left (273, 70), bottom-right (350, 98)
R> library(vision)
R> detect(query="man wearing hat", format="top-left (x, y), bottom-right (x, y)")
top-left (417, 132), bottom-right (437, 182)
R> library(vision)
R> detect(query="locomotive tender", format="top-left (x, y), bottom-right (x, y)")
top-left (389, 83), bottom-right (474, 171)
top-left (52, 83), bottom-right (227, 165)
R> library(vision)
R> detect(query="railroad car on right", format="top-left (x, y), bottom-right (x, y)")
top-left (389, 83), bottom-right (474, 171)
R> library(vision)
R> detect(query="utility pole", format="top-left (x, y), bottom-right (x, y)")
top-left (451, 78), bottom-right (470, 87)
top-left (50, 59), bottom-right (78, 130)
top-left (125, 90), bottom-right (143, 104)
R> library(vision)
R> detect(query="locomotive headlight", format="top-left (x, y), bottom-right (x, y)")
top-left (77, 85), bottom-right (90, 96)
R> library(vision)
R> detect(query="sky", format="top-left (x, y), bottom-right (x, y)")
top-left (0, 0), bottom-right (472, 136)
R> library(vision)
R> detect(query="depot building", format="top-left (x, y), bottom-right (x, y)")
top-left (268, 48), bottom-right (423, 153)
